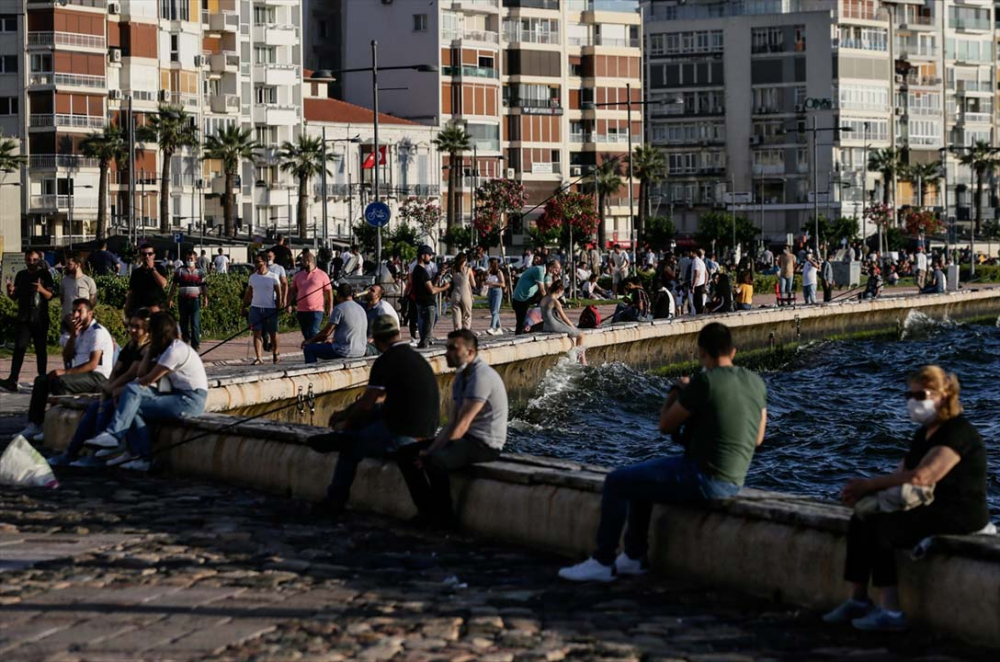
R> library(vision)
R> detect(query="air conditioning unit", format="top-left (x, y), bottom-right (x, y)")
top-left (193, 55), bottom-right (206, 67)
top-left (749, 135), bottom-right (762, 145)
top-left (794, 104), bottom-right (806, 113)
top-left (570, 166), bottom-right (583, 176)
top-left (108, 48), bottom-right (122, 63)
top-left (894, 74), bottom-right (904, 83)
top-left (158, 89), bottom-right (169, 101)
top-left (108, 2), bottom-right (120, 14)
top-left (894, 107), bottom-right (906, 116)
top-left (506, 168), bottom-right (515, 178)
top-left (108, 89), bottom-right (122, 100)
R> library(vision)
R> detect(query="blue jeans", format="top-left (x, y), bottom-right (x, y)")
top-left (802, 283), bottom-right (816, 304)
top-left (66, 399), bottom-right (142, 459)
top-left (178, 298), bottom-right (202, 348)
top-left (594, 455), bottom-right (740, 565)
top-left (303, 343), bottom-right (355, 363)
top-left (297, 311), bottom-right (324, 339)
top-left (319, 418), bottom-right (419, 506)
top-left (416, 302), bottom-right (436, 347)
top-left (779, 276), bottom-right (793, 302)
top-left (488, 288), bottom-right (503, 330)
top-left (104, 382), bottom-right (208, 457)
top-left (736, 303), bottom-right (752, 311)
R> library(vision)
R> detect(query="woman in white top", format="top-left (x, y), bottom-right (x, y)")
top-left (485, 257), bottom-right (506, 335)
top-left (450, 253), bottom-right (475, 331)
top-left (84, 311), bottom-right (209, 472)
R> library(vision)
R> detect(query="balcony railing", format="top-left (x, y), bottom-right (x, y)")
top-left (503, 29), bottom-right (560, 44)
top-left (30, 72), bottom-right (107, 88)
top-left (509, 97), bottom-right (561, 109)
top-left (590, 133), bottom-right (630, 144)
top-left (27, 32), bottom-right (107, 49)
top-left (29, 154), bottom-right (101, 169)
top-left (442, 65), bottom-right (499, 79)
top-left (896, 43), bottom-right (937, 59)
top-left (901, 13), bottom-right (935, 27)
top-left (567, 0), bottom-right (639, 12)
top-left (443, 28), bottom-right (500, 43)
top-left (29, 195), bottom-right (98, 210)
top-left (450, 0), bottom-right (500, 8)
top-left (593, 35), bottom-right (639, 48)
top-left (504, 0), bottom-right (560, 9)
top-left (168, 92), bottom-right (200, 108)
top-left (30, 114), bottom-right (106, 129)
top-left (566, 36), bottom-right (592, 46)
top-left (904, 75), bottom-right (943, 87)
top-left (27, 0), bottom-right (105, 6)
top-left (951, 18), bottom-right (991, 31)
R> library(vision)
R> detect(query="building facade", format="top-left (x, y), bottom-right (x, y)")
top-left (10, 0), bottom-right (304, 248)
top-left (336, 0), bottom-right (644, 249)
top-left (644, 0), bottom-right (998, 244)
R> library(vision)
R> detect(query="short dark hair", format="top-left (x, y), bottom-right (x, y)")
top-left (448, 328), bottom-right (478, 351)
top-left (698, 322), bottom-right (733, 359)
top-left (98, 240), bottom-right (108, 249)
top-left (139, 243), bottom-right (153, 252)
top-left (64, 250), bottom-right (80, 264)
top-left (23, 248), bottom-right (38, 258)
top-left (336, 282), bottom-right (354, 299)
top-left (72, 297), bottom-right (93, 310)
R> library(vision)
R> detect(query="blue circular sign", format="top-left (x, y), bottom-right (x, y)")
top-left (364, 201), bottom-right (391, 228)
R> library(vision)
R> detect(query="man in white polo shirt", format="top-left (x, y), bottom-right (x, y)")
top-left (18, 298), bottom-right (114, 442)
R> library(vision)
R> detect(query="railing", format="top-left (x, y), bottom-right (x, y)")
top-left (593, 35), bottom-right (639, 48)
top-left (567, 0), bottom-right (639, 12)
top-left (503, 29), bottom-right (560, 44)
top-left (834, 38), bottom-right (886, 52)
top-left (950, 18), bottom-right (991, 31)
top-left (169, 92), bottom-right (200, 108)
top-left (569, 132), bottom-right (587, 142)
top-left (955, 80), bottom-right (992, 93)
top-left (957, 112), bottom-right (993, 124)
top-left (30, 72), bottom-right (107, 88)
top-left (590, 133), bottom-right (630, 144)
top-left (29, 195), bottom-right (98, 210)
top-left (509, 97), bottom-right (561, 109)
top-left (451, 0), bottom-right (500, 8)
top-left (30, 114), bottom-right (106, 129)
top-left (901, 13), bottom-right (935, 27)
top-left (471, 139), bottom-right (501, 151)
top-left (29, 154), bottom-right (101, 169)
top-left (27, 32), bottom-right (107, 49)
top-left (905, 75), bottom-right (942, 87)
top-left (566, 36), bottom-right (592, 46)
top-left (907, 106), bottom-right (941, 116)
top-left (442, 65), bottom-right (499, 79)
top-left (124, 90), bottom-right (157, 102)
top-left (896, 44), bottom-right (937, 59)
top-left (27, 0), bottom-right (106, 6)
top-left (443, 28), bottom-right (500, 43)
top-left (504, 0), bottom-right (560, 9)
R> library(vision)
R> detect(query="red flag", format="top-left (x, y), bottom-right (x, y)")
top-left (362, 146), bottom-right (387, 169)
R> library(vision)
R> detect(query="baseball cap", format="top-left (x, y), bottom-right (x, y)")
top-left (418, 244), bottom-right (434, 256)
top-left (371, 314), bottom-right (400, 339)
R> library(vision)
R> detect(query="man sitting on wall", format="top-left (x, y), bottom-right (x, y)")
top-left (558, 322), bottom-right (768, 582)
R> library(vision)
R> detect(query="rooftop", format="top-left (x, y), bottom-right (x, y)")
top-left (303, 97), bottom-right (420, 127)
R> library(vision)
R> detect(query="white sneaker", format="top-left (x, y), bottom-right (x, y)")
top-left (17, 423), bottom-right (42, 439)
top-left (85, 432), bottom-right (119, 449)
top-left (95, 446), bottom-right (125, 458)
top-left (558, 558), bottom-right (616, 583)
top-left (120, 459), bottom-right (151, 472)
top-left (494, 328), bottom-right (504, 336)
top-left (614, 552), bottom-right (648, 576)
top-left (105, 451), bottom-right (134, 467)
top-left (485, 328), bottom-right (497, 336)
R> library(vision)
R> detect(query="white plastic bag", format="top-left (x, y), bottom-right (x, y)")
top-left (0, 436), bottom-right (59, 489)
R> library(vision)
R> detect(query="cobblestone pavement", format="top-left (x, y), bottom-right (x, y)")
top-left (0, 468), bottom-right (992, 662)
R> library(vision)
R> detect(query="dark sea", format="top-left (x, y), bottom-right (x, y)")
top-left (507, 311), bottom-right (1000, 514)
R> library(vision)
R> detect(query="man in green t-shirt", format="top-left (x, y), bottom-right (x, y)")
top-left (559, 322), bottom-right (768, 582)
top-left (512, 259), bottom-right (561, 335)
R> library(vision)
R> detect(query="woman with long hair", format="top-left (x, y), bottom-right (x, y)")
top-left (539, 280), bottom-right (586, 364)
top-left (485, 257), bottom-right (506, 335)
top-left (450, 253), bottom-right (474, 331)
top-left (84, 311), bottom-right (209, 472)
top-left (824, 366), bottom-right (988, 632)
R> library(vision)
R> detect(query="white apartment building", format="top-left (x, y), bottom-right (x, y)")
top-left (10, 0), bottom-right (304, 248)
top-left (644, 0), bottom-right (998, 243)
top-left (334, 0), bottom-right (644, 249)
top-left (302, 71), bottom-right (443, 243)
top-left (0, 1), bottom-right (22, 254)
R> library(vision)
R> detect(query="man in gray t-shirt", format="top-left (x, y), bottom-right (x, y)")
top-left (404, 329), bottom-right (509, 527)
top-left (302, 283), bottom-right (369, 362)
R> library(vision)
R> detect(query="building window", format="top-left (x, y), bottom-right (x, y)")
top-left (319, 21), bottom-right (328, 39)
top-left (0, 97), bottom-right (18, 115)
top-left (413, 14), bottom-right (427, 32)
top-left (170, 34), bottom-right (179, 63)
top-left (255, 86), bottom-right (277, 104)
top-left (254, 6), bottom-right (276, 25)
top-left (0, 55), bottom-right (17, 74)
top-left (160, 0), bottom-right (190, 21)
top-left (0, 15), bottom-right (16, 32)
top-left (30, 54), bottom-right (51, 72)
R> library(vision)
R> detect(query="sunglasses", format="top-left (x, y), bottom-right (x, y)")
top-left (141, 252), bottom-right (154, 256)
top-left (903, 389), bottom-right (933, 401)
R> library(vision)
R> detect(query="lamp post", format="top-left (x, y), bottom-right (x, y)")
top-left (801, 121), bottom-right (852, 255)
top-left (320, 130), bottom-right (361, 247)
top-left (314, 49), bottom-right (437, 285)
top-left (862, 121), bottom-right (869, 251)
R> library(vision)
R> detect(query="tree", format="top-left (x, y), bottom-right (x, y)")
top-left (277, 134), bottom-right (332, 239)
top-left (644, 216), bottom-right (676, 252)
top-left (525, 224), bottom-right (561, 249)
top-left (536, 191), bottom-right (600, 239)
top-left (136, 105), bottom-right (198, 234)
top-left (441, 226), bottom-right (474, 253)
top-left (80, 124), bottom-right (126, 241)
top-left (0, 135), bottom-right (25, 174)
top-left (589, 156), bottom-right (622, 249)
top-left (630, 144), bottom-right (666, 247)
top-left (902, 208), bottom-right (943, 237)
top-left (474, 179), bottom-right (526, 240)
top-left (432, 122), bottom-right (471, 236)
top-left (203, 125), bottom-right (259, 238)
top-left (398, 196), bottom-right (443, 247)
top-left (695, 212), bottom-right (758, 253)
top-left (957, 140), bottom-right (1000, 236)
top-left (867, 147), bottom-right (902, 207)
top-left (802, 215), bottom-right (859, 249)
top-left (903, 162), bottom-right (941, 208)
top-left (353, 221), bottom-right (420, 264)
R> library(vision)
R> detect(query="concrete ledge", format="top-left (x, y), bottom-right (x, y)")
top-left (42, 410), bottom-right (1000, 647)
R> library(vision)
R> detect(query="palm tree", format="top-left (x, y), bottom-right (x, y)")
top-left (903, 162), bottom-right (942, 209)
top-left (136, 105), bottom-right (198, 234)
top-left (432, 123), bottom-right (471, 234)
top-left (0, 135), bottom-right (25, 174)
top-left (278, 135), bottom-right (332, 240)
top-left (591, 156), bottom-right (622, 250)
top-left (867, 147), bottom-right (902, 207)
top-left (957, 140), bottom-right (1000, 236)
top-left (203, 125), bottom-right (259, 238)
top-left (80, 125), bottom-right (125, 241)
top-left (630, 144), bottom-right (666, 247)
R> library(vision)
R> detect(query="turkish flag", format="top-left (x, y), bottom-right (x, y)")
top-left (362, 146), bottom-right (387, 169)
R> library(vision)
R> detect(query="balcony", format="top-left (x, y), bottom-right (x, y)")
top-left (896, 44), bottom-right (937, 60)
top-left (208, 12), bottom-right (240, 34)
top-left (314, 183), bottom-right (351, 197)
top-left (449, 0), bottom-right (500, 11)
top-left (29, 195), bottom-right (99, 211)
top-left (30, 114), bottom-right (106, 129)
top-left (28, 154), bottom-right (101, 169)
top-left (508, 97), bottom-right (563, 114)
top-left (955, 80), bottom-right (992, 94)
top-left (210, 52), bottom-right (240, 74)
top-left (567, 0), bottom-right (638, 13)
top-left (254, 63), bottom-right (300, 86)
top-left (253, 104), bottom-right (299, 125)
top-left (902, 74), bottom-right (942, 88)
top-left (900, 14), bottom-right (936, 30)
top-left (27, 0), bottom-right (105, 6)
top-left (253, 185), bottom-right (292, 207)
top-left (252, 23), bottom-right (299, 47)
top-left (566, 36), bottom-right (592, 47)
top-left (443, 28), bottom-right (500, 44)
top-left (590, 133), bottom-right (630, 144)
top-left (592, 35), bottom-right (639, 48)
top-left (167, 92), bottom-right (199, 109)
top-left (441, 65), bottom-right (499, 79)
top-left (505, 0), bottom-right (560, 8)
top-left (503, 29), bottom-right (560, 45)
top-left (29, 72), bottom-right (107, 89)
top-left (27, 32), bottom-right (107, 50)
top-left (951, 18), bottom-right (991, 32)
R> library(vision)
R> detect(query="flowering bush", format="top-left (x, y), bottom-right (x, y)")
top-left (474, 180), bottom-right (526, 235)
top-left (902, 208), bottom-right (943, 237)
top-left (863, 203), bottom-right (894, 230)
top-left (535, 191), bottom-right (599, 236)
top-left (398, 197), bottom-right (442, 243)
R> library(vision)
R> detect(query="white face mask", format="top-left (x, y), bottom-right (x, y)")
top-left (907, 398), bottom-right (938, 425)
top-left (186, 260), bottom-right (195, 268)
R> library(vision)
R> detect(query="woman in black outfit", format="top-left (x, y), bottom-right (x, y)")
top-left (824, 365), bottom-right (989, 632)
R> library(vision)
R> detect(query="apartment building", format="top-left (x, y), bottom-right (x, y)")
top-left (12, 0), bottom-right (304, 248)
top-left (644, 0), bottom-right (998, 243)
top-left (0, 2), bottom-right (22, 253)
top-left (334, 0), bottom-right (644, 249)
top-left (302, 71), bottom-right (442, 243)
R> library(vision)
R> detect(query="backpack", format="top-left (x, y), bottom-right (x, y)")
top-left (578, 305), bottom-right (601, 329)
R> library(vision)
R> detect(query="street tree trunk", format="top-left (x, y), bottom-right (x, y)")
top-left (297, 176), bottom-right (309, 239)
top-left (96, 162), bottom-right (109, 240)
top-left (159, 152), bottom-right (172, 234)
top-left (973, 170), bottom-right (983, 236)
top-left (223, 172), bottom-right (234, 237)
top-left (597, 190), bottom-right (607, 250)
top-left (637, 180), bottom-right (647, 249)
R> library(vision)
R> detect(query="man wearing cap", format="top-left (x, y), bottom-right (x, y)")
top-left (307, 314), bottom-right (441, 516)
top-left (302, 283), bottom-right (369, 362)
top-left (512, 258), bottom-right (561, 334)
top-left (412, 245), bottom-right (449, 348)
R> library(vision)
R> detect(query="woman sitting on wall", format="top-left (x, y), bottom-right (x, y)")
top-left (824, 365), bottom-right (988, 632)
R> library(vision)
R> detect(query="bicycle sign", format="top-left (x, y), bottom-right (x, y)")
top-left (364, 201), bottom-right (391, 228)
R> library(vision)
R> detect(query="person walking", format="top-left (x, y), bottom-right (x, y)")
top-left (609, 244), bottom-right (629, 296)
top-left (289, 252), bottom-right (333, 340)
top-left (212, 248), bottom-right (230, 274)
top-left (540, 280), bottom-right (586, 362)
top-left (821, 252), bottom-right (836, 303)
top-left (485, 257), bottom-right (505, 335)
top-left (302, 283), bottom-right (368, 362)
top-left (168, 249), bottom-right (209, 350)
top-left (801, 250), bottom-right (820, 305)
top-left (512, 259), bottom-right (560, 335)
top-left (559, 323), bottom-right (767, 582)
top-left (412, 245), bottom-right (448, 348)
top-left (269, 235), bottom-right (294, 271)
top-left (0, 249), bottom-right (55, 392)
top-left (125, 244), bottom-right (169, 318)
top-left (196, 250), bottom-right (211, 273)
top-left (18, 298), bottom-right (115, 442)
top-left (86, 240), bottom-right (118, 276)
top-left (241, 252), bottom-right (282, 365)
top-left (690, 249), bottom-right (708, 314)
top-left (450, 253), bottom-right (474, 331)
top-left (777, 245), bottom-right (797, 306)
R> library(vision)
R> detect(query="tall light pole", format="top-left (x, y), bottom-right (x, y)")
top-left (320, 131), bottom-right (360, 247)
top-left (939, 146), bottom-right (949, 261)
top-left (862, 121), bottom-right (869, 251)
top-left (802, 121), bottom-right (852, 256)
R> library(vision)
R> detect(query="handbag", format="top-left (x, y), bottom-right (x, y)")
top-left (854, 484), bottom-right (935, 519)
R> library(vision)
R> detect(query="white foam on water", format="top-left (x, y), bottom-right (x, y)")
top-left (900, 309), bottom-right (957, 340)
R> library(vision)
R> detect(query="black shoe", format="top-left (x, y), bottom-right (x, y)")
top-left (0, 378), bottom-right (17, 393)
top-left (306, 432), bottom-right (345, 454)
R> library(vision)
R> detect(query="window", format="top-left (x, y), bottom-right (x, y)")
top-left (835, 26), bottom-right (887, 52)
top-left (319, 21), bottom-right (328, 39)
top-left (837, 84), bottom-right (889, 111)
top-left (0, 97), bottom-right (17, 115)
top-left (254, 47), bottom-right (276, 64)
top-left (752, 27), bottom-right (784, 53)
top-left (649, 34), bottom-right (664, 55)
top-left (0, 15), bottom-right (16, 32)
top-left (413, 14), bottom-right (427, 32)
top-left (660, 29), bottom-right (723, 55)
top-left (170, 34), bottom-right (179, 63)
top-left (253, 6), bottom-right (275, 25)
top-left (255, 126), bottom-right (278, 146)
top-left (30, 54), bottom-right (51, 72)
top-left (160, 0), bottom-right (190, 21)
top-left (0, 55), bottom-right (16, 74)
top-left (478, 55), bottom-right (494, 69)
top-left (255, 86), bottom-right (277, 104)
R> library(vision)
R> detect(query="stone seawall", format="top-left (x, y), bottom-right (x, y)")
top-left (41, 409), bottom-right (1000, 647)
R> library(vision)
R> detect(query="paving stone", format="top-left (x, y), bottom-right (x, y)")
top-left (152, 618), bottom-right (277, 653)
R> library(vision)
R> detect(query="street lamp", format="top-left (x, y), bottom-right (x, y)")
top-left (319, 133), bottom-right (360, 246)
top-left (582, 88), bottom-right (682, 266)
top-left (801, 121), bottom-right (852, 255)
top-left (314, 50), bottom-right (437, 284)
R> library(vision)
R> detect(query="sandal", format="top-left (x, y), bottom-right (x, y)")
top-left (250, 359), bottom-right (263, 366)
top-left (272, 354), bottom-right (281, 365)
